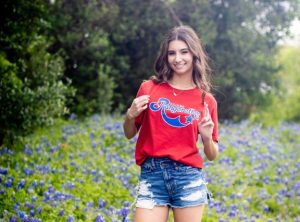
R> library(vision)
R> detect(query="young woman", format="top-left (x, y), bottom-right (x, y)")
top-left (123, 25), bottom-right (219, 222)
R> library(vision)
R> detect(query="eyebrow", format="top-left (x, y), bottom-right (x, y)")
top-left (168, 48), bottom-right (189, 52)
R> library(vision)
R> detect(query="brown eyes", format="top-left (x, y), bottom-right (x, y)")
top-left (168, 51), bottom-right (189, 56)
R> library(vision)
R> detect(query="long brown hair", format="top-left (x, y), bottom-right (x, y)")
top-left (152, 25), bottom-right (212, 96)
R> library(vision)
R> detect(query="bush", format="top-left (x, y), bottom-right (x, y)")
top-left (0, 37), bottom-right (75, 146)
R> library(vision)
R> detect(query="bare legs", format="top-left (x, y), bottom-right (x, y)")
top-left (134, 205), bottom-right (205, 222)
top-left (134, 206), bottom-right (169, 222)
top-left (173, 205), bottom-right (205, 222)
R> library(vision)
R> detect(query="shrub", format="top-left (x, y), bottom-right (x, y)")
top-left (0, 37), bottom-right (75, 146)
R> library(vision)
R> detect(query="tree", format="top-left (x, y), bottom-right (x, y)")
top-left (48, 0), bottom-right (126, 114)
top-left (172, 0), bottom-right (300, 120)
top-left (0, 0), bottom-right (74, 145)
top-left (110, 0), bottom-right (176, 110)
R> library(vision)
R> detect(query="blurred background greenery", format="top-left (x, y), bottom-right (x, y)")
top-left (1, 0), bottom-right (300, 145)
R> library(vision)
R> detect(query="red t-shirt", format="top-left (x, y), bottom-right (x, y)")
top-left (134, 80), bottom-right (218, 168)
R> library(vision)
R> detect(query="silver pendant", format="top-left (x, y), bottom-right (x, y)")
top-left (173, 92), bottom-right (177, 96)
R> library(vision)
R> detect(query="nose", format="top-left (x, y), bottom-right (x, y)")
top-left (175, 54), bottom-right (181, 62)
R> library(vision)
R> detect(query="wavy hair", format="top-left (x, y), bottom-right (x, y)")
top-left (152, 25), bottom-right (212, 95)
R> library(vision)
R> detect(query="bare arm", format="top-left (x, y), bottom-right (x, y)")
top-left (123, 111), bottom-right (138, 139)
top-left (203, 139), bottom-right (219, 161)
top-left (198, 102), bottom-right (219, 161)
top-left (123, 95), bottom-right (150, 139)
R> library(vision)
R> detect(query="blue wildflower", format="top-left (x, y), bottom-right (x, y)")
top-left (4, 179), bottom-right (13, 188)
top-left (9, 216), bottom-right (18, 222)
top-left (98, 199), bottom-right (106, 208)
top-left (94, 213), bottom-right (105, 222)
top-left (66, 215), bottom-right (75, 222)
top-left (58, 208), bottom-right (64, 216)
top-left (0, 167), bottom-right (8, 175)
top-left (24, 145), bottom-right (33, 155)
top-left (17, 179), bottom-right (26, 189)
top-left (70, 113), bottom-right (77, 120)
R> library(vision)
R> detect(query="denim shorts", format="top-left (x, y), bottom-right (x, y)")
top-left (135, 157), bottom-right (212, 209)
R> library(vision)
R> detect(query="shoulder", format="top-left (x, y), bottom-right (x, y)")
top-left (140, 79), bottom-right (156, 88)
top-left (137, 79), bottom-right (160, 95)
top-left (204, 92), bottom-right (218, 107)
top-left (139, 79), bottom-right (161, 91)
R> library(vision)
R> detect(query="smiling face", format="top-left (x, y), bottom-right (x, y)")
top-left (167, 40), bottom-right (193, 77)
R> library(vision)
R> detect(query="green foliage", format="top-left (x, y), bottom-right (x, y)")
top-left (2, 0), bottom-right (300, 129)
top-left (36, 0), bottom-right (300, 120)
top-left (0, 0), bottom-right (75, 145)
top-left (48, 0), bottom-right (127, 115)
top-left (251, 46), bottom-right (300, 125)
top-left (0, 38), bottom-right (75, 145)
top-left (0, 117), bottom-right (299, 221)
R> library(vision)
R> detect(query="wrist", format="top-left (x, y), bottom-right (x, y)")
top-left (126, 109), bottom-right (135, 120)
top-left (202, 137), bottom-right (213, 146)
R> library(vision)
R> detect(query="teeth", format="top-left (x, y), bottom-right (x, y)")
top-left (175, 64), bottom-right (185, 68)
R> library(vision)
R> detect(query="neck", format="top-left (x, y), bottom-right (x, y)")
top-left (168, 75), bottom-right (195, 89)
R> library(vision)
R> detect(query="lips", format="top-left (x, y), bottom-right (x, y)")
top-left (174, 63), bottom-right (186, 69)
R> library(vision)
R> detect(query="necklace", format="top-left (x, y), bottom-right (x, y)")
top-left (167, 81), bottom-right (196, 96)
top-left (172, 88), bottom-right (184, 96)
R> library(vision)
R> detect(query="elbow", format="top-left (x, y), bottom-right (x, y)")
top-left (123, 126), bottom-right (137, 139)
top-left (207, 153), bottom-right (218, 161)
top-left (205, 143), bottom-right (219, 161)
top-left (124, 133), bottom-right (135, 140)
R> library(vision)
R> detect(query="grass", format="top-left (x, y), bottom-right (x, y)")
top-left (0, 115), bottom-right (299, 222)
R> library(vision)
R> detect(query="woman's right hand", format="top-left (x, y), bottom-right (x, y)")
top-left (126, 95), bottom-right (150, 120)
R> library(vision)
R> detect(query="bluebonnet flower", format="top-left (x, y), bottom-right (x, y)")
top-left (48, 185), bottom-right (55, 193)
top-left (44, 191), bottom-right (51, 201)
top-left (17, 210), bottom-right (27, 219)
top-left (23, 167), bottom-right (34, 176)
top-left (90, 132), bottom-right (95, 139)
top-left (4, 178), bottom-right (13, 188)
top-left (25, 201), bottom-right (34, 209)
top-left (39, 180), bottom-right (44, 187)
top-left (58, 208), bottom-right (64, 216)
top-left (92, 114), bottom-right (99, 122)
top-left (123, 201), bottom-right (130, 208)
top-left (98, 199), bottom-right (106, 208)
top-left (17, 179), bottom-right (26, 189)
top-left (9, 216), bottom-right (18, 222)
top-left (108, 206), bottom-right (114, 212)
top-left (94, 213), bottom-right (105, 222)
top-left (70, 113), bottom-right (77, 120)
top-left (66, 215), bottom-right (75, 222)
top-left (67, 181), bottom-right (74, 189)
top-left (24, 145), bottom-right (33, 155)
top-left (0, 147), bottom-right (14, 155)
top-left (0, 167), bottom-right (8, 175)
top-left (36, 207), bottom-right (42, 214)
top-left (87, 201), bottom-right (94, 208)
top-left (31, 196), bottom-right (37, 202)
top-left (13, 202), bottom-right (20, 210)
top-left (30, 209), bottom-right (35, 217)
top-left (92, 141), bottom-right (97, 149)
top-left (118, 207), bottom-right (130, 218)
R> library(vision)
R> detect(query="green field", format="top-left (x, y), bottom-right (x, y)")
top-left (0, 115), bottom-right (299, 221)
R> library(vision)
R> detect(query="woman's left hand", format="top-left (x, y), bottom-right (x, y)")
top-left (198, 102), bottom-right (214, 143)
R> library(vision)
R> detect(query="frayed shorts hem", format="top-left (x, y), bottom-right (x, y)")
top-left (135, 202), bottom-right (208, 210)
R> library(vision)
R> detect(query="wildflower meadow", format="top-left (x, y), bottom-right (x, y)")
top-left (0, 114), bottom-right (299, 222)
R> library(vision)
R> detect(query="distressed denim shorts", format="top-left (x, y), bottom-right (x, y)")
top-left (135, 157), bottom-right (212, 209)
